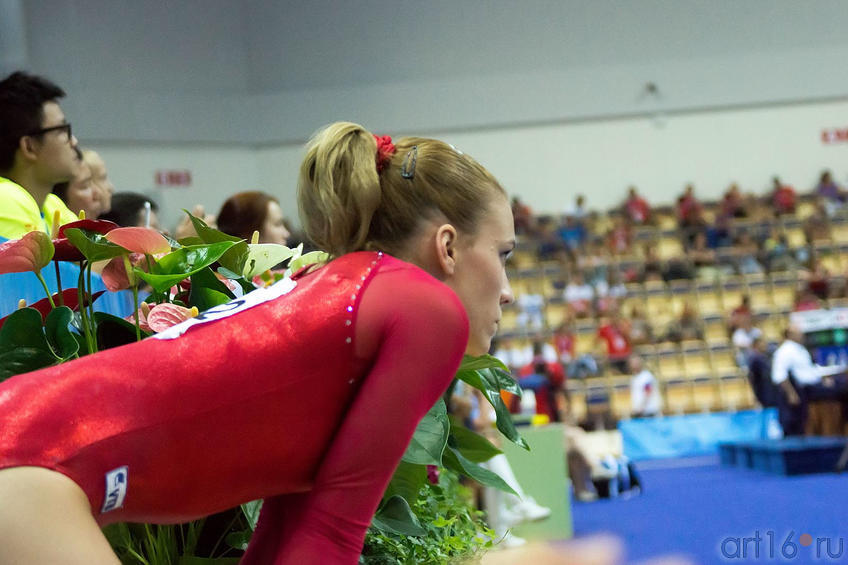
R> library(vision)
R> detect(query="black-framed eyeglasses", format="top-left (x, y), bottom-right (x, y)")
top-left (401, 145), bottom-right (417, 180)
top-left (27, 123), bottom-right (72, 141)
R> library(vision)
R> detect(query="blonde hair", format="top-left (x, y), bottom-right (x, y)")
top-left (298, 122), bottom-right (505, 257)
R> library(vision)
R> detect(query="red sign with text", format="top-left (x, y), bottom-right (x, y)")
top-left (155, 170), bottom-right (192, 187)
top-left (821, 128), bottom-right (848, 144)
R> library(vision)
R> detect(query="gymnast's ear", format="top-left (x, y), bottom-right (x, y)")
top-left (433, 223), bottom-right (458, 277)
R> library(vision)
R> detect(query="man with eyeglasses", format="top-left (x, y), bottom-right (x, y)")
top-left (0, 71), bottom-right (82, 316)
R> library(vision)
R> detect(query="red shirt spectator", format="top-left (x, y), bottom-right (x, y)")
top-left (517, 359), bottom-right (565, 423)
top-left (624, 186), bottom-right (651, 224)
top-left (552, 325), bottom-right (576, 364)
top-left (598, 321), bottom-right (632, 360)
top-left (676, 184), bottom-right (704, 227)
top-left (771, 177), bottom-right (797, 215)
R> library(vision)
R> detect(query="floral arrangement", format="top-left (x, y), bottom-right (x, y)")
top-left (0, 213), bottom-right (526, 564)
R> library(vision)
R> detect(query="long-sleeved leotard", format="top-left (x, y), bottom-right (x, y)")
top-left (0, 251), bottom-right (469, 564)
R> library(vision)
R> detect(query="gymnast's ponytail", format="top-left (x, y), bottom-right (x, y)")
top-left (298, 121), bottom-right (506, 258)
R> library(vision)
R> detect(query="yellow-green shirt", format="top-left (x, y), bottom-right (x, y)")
top-left (0, 176), bottom-right (78, 241)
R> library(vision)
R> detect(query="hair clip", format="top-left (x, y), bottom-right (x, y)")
top-left (401, 146), bottom-right (418, 180)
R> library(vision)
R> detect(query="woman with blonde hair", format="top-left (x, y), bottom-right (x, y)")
top-left (0, 122), bottom-right (515, 564)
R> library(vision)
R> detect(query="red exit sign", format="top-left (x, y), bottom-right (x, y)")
top-left (822, 128), bottom-right (848, 144)
top-left (155, 170), bottom-right (192, 187)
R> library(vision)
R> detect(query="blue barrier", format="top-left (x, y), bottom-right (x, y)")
top-left (619, 409), bottom-right (779, 460)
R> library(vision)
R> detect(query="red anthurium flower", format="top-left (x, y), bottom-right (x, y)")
top-left (105, 227), bottom-right (170, 256)
top-left (101, 253), bottom-right (146, 292)
top-left (53, 219), bottom-right (119, 262)
top-left (0, 288), bottom-right (104, 329)
top-left (146, 303), bottom-right (198, 333)
top-left (0, 231), bottom-right (54, 274)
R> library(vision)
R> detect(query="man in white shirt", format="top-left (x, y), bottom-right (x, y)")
top-left (629, 355), bottom-right (662, 417)
top-left (771, 324), bottom-right (848, 436)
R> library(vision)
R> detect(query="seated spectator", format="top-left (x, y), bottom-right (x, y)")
top-left (731, 315), bottom-right (763, 367)
top-left (596, 310), bottom-right (633, 373)
top-left (804, 255), bottom-right (831, 300)
top-left (623, 186), bottom-right (651, 225)
top-left (535, 216), bottom-right (569, 263)
top-left (511, 195), bottom-right (535, 235)
top-left (731, 231), bottom-right (764, 275)
top-left (770, 176), bottom-right (797, 216)
top-left (627, 304), bottom-right (654, 346)
top-left (814, 170), bottom-right (844, 216)
top-left (676, 184), bottom-right (706, 243)
top-left (552, 320), bottom-right (577, 366)
top-left (83, 150), bottom-right (114, 216)
top-left (803, 198), bottom-right (832, 244)
top-left (763, 228), bottom-right (797, 272)
top-left (99, 192), bottom-right (161, 230)
top-left (687, 231), bottom-right (718, 280)
top-left (581, 238), bottom-right (611, 288)
top-left (564, 271), bottom-right (595, 318)
top-left (595, 269), bottom-right (627, 317)
top-left (793, 289), bottom-right (822, 312)
top-left (628, 355), bottom-right (662, 417)
top-left (52, 151), bottom-right (104, 220)
top-left (664, 302), bottom-right (704, 343)
top-left (217, 191), bottom-right (290, 245)
top-left (720, 183), bottom-right (747, 219)
top-left (566, 194), bottom-right (589, 224)
top-left (663, 249), bottom-right (695, 282)
top-left (640, 243), bottom-right (664, 282)
top-left (515, 288), bottom-right (545, 332)
top-left (557, 214), bottom-right (586, 252)
top-left (517, 341), bottom-right (566, 423)
top-left (728, 294), bottom-right (753, 335)
top-left (606, 217), bottom-right (633, 256)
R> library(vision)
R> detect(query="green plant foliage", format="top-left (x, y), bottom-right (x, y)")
top-left (401, 400), bottom-right (450, 465)
top-left (442, 446), bottom-right (515, 496)
top-left (0, 308), bottom-right (61, 381)
top-left (134, 242), bottom-right (236, 293)
top-left (44, 306), bottom-right (79, 362)
top-left (64, 228), bottom-right (127, 263)
top-left (446, 417), bottom-right (502, 463)
top-left (190, 267), bottom-right (235, 311)
top-left (184, 211), bottom-right (248, 276)
top-left (241, 244), bottom-right (295, 279)
top-left (94, 312), bottom-right (152, 349)
top-left (362, 471), bottom-right (494, 564)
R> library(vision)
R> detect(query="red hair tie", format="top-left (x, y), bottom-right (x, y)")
top-left (374, 134), bottom-right (396, 173)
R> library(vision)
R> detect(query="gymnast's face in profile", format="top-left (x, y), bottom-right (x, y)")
top-left (447, 193), bottom-right (515, 357)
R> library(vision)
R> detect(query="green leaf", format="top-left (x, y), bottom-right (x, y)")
top-left (458, 354), bottom-right (510, 373)
top-left (402, 399), bottom-right (449, 465)
top-left (189, 266), bottom-right (235, 311)
top-left (0, 308), bottom-right (57, 381)
top-left (384, 461), bottom-right (427, 504)
top-left (372, 496), bottom-right (426, 536)
top-left (217, 267), bottom-right (256, 295)
top-left (94, 312), bottom-right (151, 348)
top-left (447, 416), bottom-right (502, 463)
top-left (134, 241), bottom-right (235, 293)
top-left (289, 250), bottom-right (329, 273)
top-left (63, 228), bottom-right (127, 263)
top-left (241, 243), bottom-right (295, 279)
top-left (455, 364), bottom-right (528, 450)
top-left (44, 306), bottom-right (79, 361)
top-left (442, 446), bottom-right (517, 495)
top-left (184, 210), bottom-right (249, 274)
top-left (240, 500), bottom-right (263, 531)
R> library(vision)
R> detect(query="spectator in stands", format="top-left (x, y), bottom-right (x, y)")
top-left (216, 191), bottom-right (291, 245)
top-left (52, 153), bottom-right (104, 219)
top-left (731, 314), bottom-right (762, 367)
top-left (595, 269), bottom-right (627, 318)
top-left (623, 186), bottom-right (651, 225)
top-left (518, 341), bottom-right (566, 423)
top-left (814, 170), bottom-right (844, 216)
top-left (802, 198), bottom-right (832, 244)
top-left (511, 195), bottom-right (535, 236)
top-left (664, 302), bottom-right (704, 343)
top-left (606, 217), bottom-right (633, 256)
top-left (83, 150), bottom-right (114, 216)
top-left (552, 320), bottom-right (577, 366)
top-left (557, 214), bottom-right (586, 252)
top-left (567, 194), bottom-right (589, 224)
top-left (763, 228), bottom-right (797, 272)
top-left (564, 271), bottom-right (595, 318)
top-left (535, 216), bottom-right (569, 263)
top-left (731, 230), bottom-right (764, 275)
top-left (640, 243), bottom-right (664, 282)
top-left (720, 183), bottom-right (747, 219)
top-left (515, 284), bottom-right (545, 332)
top-left (687, 231), bottom-right (718, 279)
top-left (771, 324), bottom-right (848, 436)
top-left (0, 71), bottom-right (79, 241)
top-left (627, 304), bottom-right (654, 346)
top-left (728, 294), bottom-right (753, 335)
top-left (628, 355), bottom-right (661, 417)
top-left (676, 184), bottom-right (705, 244)
top-left (581, 238), bottom-right (611, 288)
top-left (793, 288), bottom-right (823, 312)
top-left (596, 309), bottom-right (632, 373)
top-left (804, 254), bottom-right (831, 300)
top-left (99, 192), bottom-right (161, 230)
top-left (770, 176), bottom-right (797, 216)
top-left (747, 336), bottom-right (777, 408)
top-left (663, 246), bottom-right (695, 282)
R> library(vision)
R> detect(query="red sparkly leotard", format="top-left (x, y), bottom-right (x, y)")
top-left (0, 251), bottom-right (469, 564)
